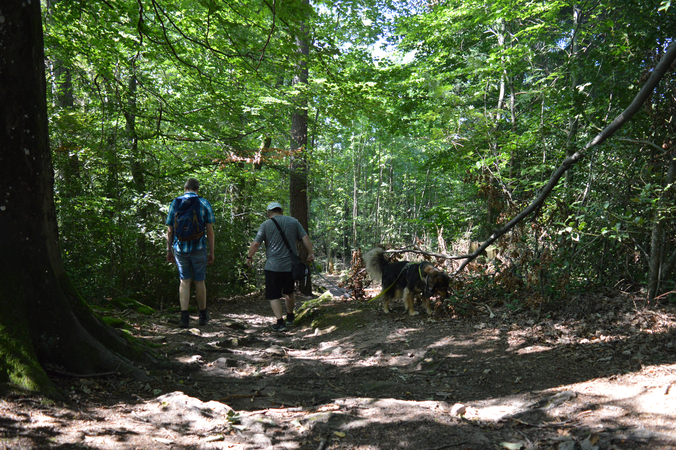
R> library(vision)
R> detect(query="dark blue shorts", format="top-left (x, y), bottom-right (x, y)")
top-left (265, 270), bottom-right (295, 300)
top-left (174, 248), bottom-right (208, 281)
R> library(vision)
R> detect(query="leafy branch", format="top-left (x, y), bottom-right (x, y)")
top-left (454, 39), bottom-right (676, 275)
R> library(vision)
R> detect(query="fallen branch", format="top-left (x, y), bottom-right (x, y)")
top-left (455, 39), bottom-right (676, 275)
top-left (653, 290), bottom-right (676, 302)
top-left (508, 417), bottom-right (578, 428)
top-left (384, 247), bottom-right (471, 261)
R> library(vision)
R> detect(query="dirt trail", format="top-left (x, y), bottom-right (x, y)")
top-left (2, 277), bottom-right (676, 449)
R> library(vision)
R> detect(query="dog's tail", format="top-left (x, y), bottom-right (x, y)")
top-left (364, 247), bottom-right (387, 283)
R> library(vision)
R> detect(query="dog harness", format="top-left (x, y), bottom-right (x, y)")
top-left (419, 263), bottom-right (434, 296)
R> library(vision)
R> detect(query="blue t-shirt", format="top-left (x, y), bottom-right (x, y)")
top-left (166, 192), bottom-right (215, 254)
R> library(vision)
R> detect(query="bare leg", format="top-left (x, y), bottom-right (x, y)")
top-left (285, 292), bottom-right (295, 314)
top-left (194, 280), bottom-right (207, 310)
top-left (270, 298), bottom-right (283, 320)
top-left (179, 279), bottom-right (192, 310)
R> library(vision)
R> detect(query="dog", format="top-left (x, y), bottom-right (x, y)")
top-left (364, 247), bottom-right (450, 316)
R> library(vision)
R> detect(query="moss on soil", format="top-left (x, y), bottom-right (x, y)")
top-left (109, 297), bottom-right (156, 315)
top-left (296, 291), bottom-right (371, 330)
top-left (100, 317), bottom-right (129, 328)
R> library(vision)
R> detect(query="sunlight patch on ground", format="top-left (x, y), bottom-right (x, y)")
top-left (385, 327), bottom-right (419, 341)
top-left (449, 334), bottom-right (501, 348)
top-left (634, 389), bottom-right (676, 416)
top-left (316, 340), bottom-right (354, 358)
top-left (514, 345), bottom-right (553, 355)
top-left (226, 313), bottom-right (271, 325)
top-left (427, 336), bottom-right (461, 348)
top-left (330, 398), bottom-right (450, 426)
top-left (569, 363), bottom-right (676, 417)
top-left (336, 310), bottom-right (361, 318)
top-left (470, 396), bottom-right (533, 421)
top-left (176, 354), bottom-right (203, 364)
top-left (462, 362), bottom-right (676, 428)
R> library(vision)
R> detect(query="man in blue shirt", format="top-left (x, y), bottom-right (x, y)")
top-left (245, 202), bottom-right (315, 331)
top-left (166, 178), bottom-right (216, 328)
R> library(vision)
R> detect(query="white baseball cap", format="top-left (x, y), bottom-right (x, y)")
top-left (267, 202), bottom-right (283, 211)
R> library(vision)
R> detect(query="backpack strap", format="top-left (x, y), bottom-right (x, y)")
top-left (270, 217), bottom-right (299, 263)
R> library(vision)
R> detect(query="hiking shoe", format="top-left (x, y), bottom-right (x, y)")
top-left (286, 313), bottom-right (295, 326)
top-left (199, 309), bottom-right (209, 326)
top-left (179, 311), bottom-right (190, 328)
top-left (271, 320), bottom-right (287, 332)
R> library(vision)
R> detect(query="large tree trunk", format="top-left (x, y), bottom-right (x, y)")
top-left (289, 4), bottom-right (312, 295)
top-left (0, 0), bottom-right (150, 396)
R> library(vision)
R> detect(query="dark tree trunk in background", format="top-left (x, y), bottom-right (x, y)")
top-left (648, 149), bottom-right (676, 300)
top-left (289, 3), bottom-right (312, 295)
top-left (46, 0), bottom-right (82, 199)
top-left (565, 4), bottom-right (581, 186)
top-left (0, 0), bottom-right (149, 396)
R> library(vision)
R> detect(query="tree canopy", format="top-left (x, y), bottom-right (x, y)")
top-left (40, 0), bottom-right (676, 304)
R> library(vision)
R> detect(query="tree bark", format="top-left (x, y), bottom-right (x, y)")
top-left (565, 4), bottom-right (581, 186)
top-left (648, 149), bottom-right (676, 300)
top-left (289, 3), bottom-right (312, 295)
top-left (0, 0), bottom-right (150, 396)
top-left (352, 139), bottom-right (360, 248)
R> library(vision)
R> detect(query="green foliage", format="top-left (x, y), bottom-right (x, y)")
top-left (43, 0), bottom-right (676, 309)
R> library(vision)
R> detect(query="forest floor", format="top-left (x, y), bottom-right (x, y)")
top-left (2, 275), bottom-right (676, 450)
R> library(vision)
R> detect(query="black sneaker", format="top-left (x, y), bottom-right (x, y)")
top-left (179, 311), bottom-right (190, 328)
top-left (271, 320), bottom-right (287, 332)
top-left (286, 313), bottom-right (295, 327)
top-left (199, 309), bottom-right (209, 326)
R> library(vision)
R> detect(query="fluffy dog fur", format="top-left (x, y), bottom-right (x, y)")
top-left (364, 247), bottom-right (450, 316)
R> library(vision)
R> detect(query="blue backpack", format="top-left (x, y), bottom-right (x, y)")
top-left (173, 196), bottom-right (205, 241)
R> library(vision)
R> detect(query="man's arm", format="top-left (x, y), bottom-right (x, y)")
top-left (206, 223), bottom-right (215, 264)
top-left (302, 235), bottom-right (315, 263)
top-left (166, 226), bottom-right (175, 263)
top-left (245, 241), bottom-right (261, 266)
